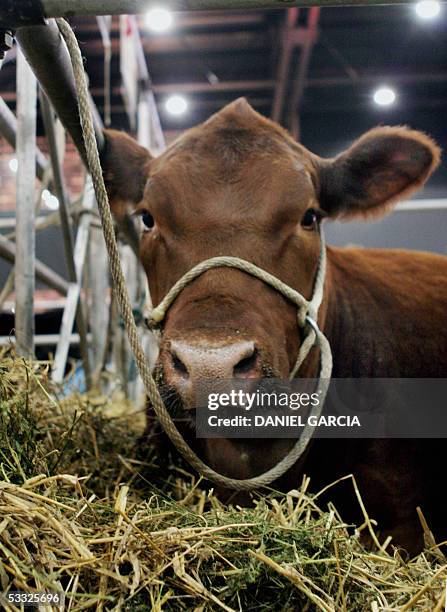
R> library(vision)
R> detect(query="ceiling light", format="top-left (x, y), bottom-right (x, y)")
top-left (145, 8), bottom-right (173, 32)
top-left (165, 95), bottom-right (188, 116)
top-left (373, 87), bottom-right (396, 107)
top-left (8, 158), bottom-right (18, 173)
top-left (415, 0), bottom-right (441, 19)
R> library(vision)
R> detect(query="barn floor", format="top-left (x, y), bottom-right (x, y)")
top-left (0, 350), bottom-right (445, 611)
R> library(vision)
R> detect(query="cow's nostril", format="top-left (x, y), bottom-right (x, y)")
top-left (234, 348), bottom-right (258, 377)
top-left (172, 352), bottom-right (189, 378)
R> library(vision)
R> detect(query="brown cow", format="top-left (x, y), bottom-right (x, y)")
top-left (102, 99), bottom-right (446, 554)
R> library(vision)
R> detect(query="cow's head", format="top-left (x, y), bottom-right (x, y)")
top-left (102, 99), bottom-right (440, 479)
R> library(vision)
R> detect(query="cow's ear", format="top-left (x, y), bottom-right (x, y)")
top-left (101, 129), bottom-right (152, 217)
top-left (316, 126), bottom-right (441, 219)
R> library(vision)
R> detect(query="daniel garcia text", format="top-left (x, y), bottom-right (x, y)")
top-left (208, 414), bottom-right (361, 428)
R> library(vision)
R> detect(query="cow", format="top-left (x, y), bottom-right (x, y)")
top-left (101, 99), bottom-right (446, 554)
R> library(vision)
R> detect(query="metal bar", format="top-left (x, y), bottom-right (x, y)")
top-left (0, 97), bottom-right (49, 182)
top-left (271, 8), bottom-right (298, 123)
top-left (137, 94), bottom-right (151, 150)
top-left (51, 180), bottom-right (94, 383)
top-left (0, 235), bottom-right (69, 296)
top-left (15, 19), bottom-right (105, 165)
top-left (96, 15), bottom-right (112, 126)
top-left (88, 225), bottom-right (110, 381)
top-left (14, 48), bottom-right (36, 358)
top-left (71, 13), bottom-right (266, 30)
top-left (394, 199), bottom-right (447, 212)
top-left (3, 69), bottom-right (446, 103)
top-left (153, 80), bottom-right (276, 95)
top-left (0, 333), bottom-right (91, 347)
top-left (129, 71), bottom-right (447, 92)
top-left (136, 84), bottom-right (162, 383)
top-left (40, 91), bottom-right (92, 385)
top-left (40, 93), bottom-right (75, 280)
top-left (133, 17), bottom-right (166, 152)
top-left (32, 0), bottom-right (421, 19)
top-left (0, 205), bottom-right (89, 232)
top-left (0, 171), bottom-right (52, 311)
top-left (119, 15), bottom-right (139, 130)
top-left (306, 71), bottom-right (447, 88)
top-left (0, 269), bottom-right (14, 313)
top-left (1, 298), bottom-right (68, 311)
top-left (68, 29), bottom-right (270, 57)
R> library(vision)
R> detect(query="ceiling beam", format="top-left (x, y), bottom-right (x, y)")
top-left (2, 71), bottom-right (446, 103)
top-left (74, 13), bottom-right (266, 30)
top-left (96, 96), bottom-right (272, 114)
top-left (152, 79), bottom-right (276, 94)
top-left (96, 93), bottom-right (447, 118)
top-left (152, 71), bottom-right (447, 92)
top-left (69, 30), bottom-right (269, 56)
top-left (289, 6), bottom-right (320, 139)
top-left (271, 8), bottom-right (299, 123)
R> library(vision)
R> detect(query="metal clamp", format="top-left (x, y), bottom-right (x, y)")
top-left (305, 314), bottom-right (321, 336)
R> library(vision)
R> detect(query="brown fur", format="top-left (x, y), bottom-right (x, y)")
top-left (102, 99), bottom-right (445, 554)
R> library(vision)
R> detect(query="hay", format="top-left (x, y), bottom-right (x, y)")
top-left (0, 351), bottom-right (445, 611)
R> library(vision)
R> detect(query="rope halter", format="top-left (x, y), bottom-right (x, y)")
top-left (147, 230), bottom-right (332, 382)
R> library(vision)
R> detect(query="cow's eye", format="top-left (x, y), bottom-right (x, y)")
top-left (301, 208), bottom-right (320, 230)
top-left (141, 211), bottom-right (155, 229)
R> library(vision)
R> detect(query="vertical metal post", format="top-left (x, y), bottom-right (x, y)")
top-left (96, 15), bottom-right (112, 126)
top-left (15, 48), bottom-right (37, 357)
top-left (40, 92), bottom-right (92, 385)
top-left (137, 93), bottom-right (151, 149)
top-left (88, 224), bottom-right (110, 382)
top-left (51, 178), bottom-right (94, 384)
top-left (137, 91), bottom-right (160, 388)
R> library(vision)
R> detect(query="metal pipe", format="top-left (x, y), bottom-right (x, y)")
top-left (96, 15), bottom-right (112, 126)
top-left (394, 199), bottom-right (447, 212)
top-left (0, 235), bottom-right (69, 296)
top-left (15, 47), bottom-right (36, 358)
top-left (133, 17), bottom-right (166, 152)
top-left (121, 71), bottom-right (447, 93)
top-left (1, 0), bottom-right (418, 23)
top-left (0, 333), bottom-right (92, 347)
top-left (15, 19), bottom-right (105, 165)
top-left (0, 97), bottom-right (49, 182)
top-left (3, 69), bottom-right (445, 102)
top-left (40, 92), bottom-right (92, 385)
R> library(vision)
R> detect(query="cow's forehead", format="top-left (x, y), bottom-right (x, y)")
top-left (151, 99), bottom-right (315, 179)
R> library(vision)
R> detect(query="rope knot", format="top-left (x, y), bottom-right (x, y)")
top-left (149, 306), bottom-right (166, 325)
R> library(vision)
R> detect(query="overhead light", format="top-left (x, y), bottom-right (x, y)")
top-left (165, 95), bottom-right (188, 116)
top-left (42, 189), bottom-right (59, 210)
top-left (415, 0), bottom-right (441, 19)
top-left (373, 86), bottom-right (397, 107)
top-left (8, 158), bottom-right (18, 173)
top-left (145, 8), bottom-right (173, 32)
